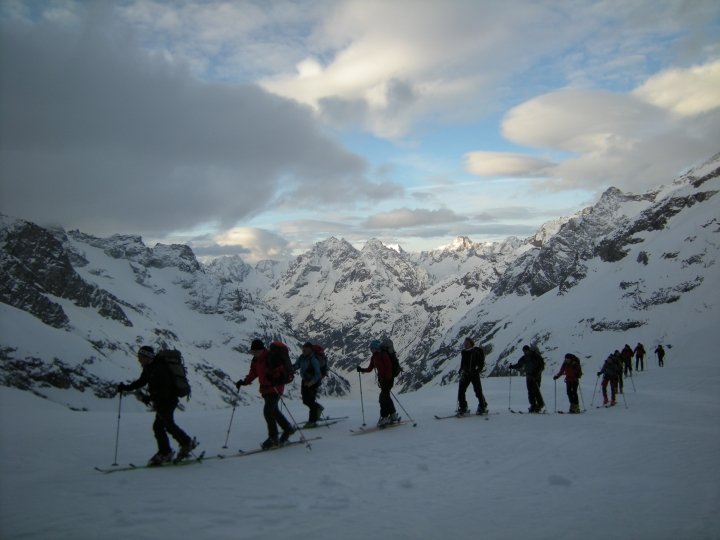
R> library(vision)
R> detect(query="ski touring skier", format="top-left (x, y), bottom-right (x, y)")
top-left (597, 352), bottom-right (622, 406)
top-left (457, 337), bottom-right (488, 415)
top-left (655, 344), bottom-right (666, 367)
top-left (621, 344), bottom-right (634, 377)
top-left (294, 342), bottom-right (324, 428)
top-left (357, 340), bottom-right (400, 427)
top-left (117, 345), bottom-right (197, 466)
top-left (235, 339), bottom-right (296, 450)
top-left (634, 343), bottom-right (646, 371)
top-left (553, 353), bottom-right (583, 413)
top-left (509, 345), bottom-right (546, 413)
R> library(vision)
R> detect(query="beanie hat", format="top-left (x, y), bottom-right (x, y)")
top-left (249, 339), bottom-right (265, 352)
top-left (138, 345), bottom-right (155, 359)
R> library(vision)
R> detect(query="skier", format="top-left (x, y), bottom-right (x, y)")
top-left (509, 345), bottom-right (546, 413)
top-left (553, 353), bottom-right (583, 413)
top-left (597, 352), bottom-right (622, 406)
top-left (457, 337), bottom-right (488, 415)
top-left (235, 339), bottom-right (295, 450)
top-left (655, 344), bottom-right (666, 367)
top-left (621, 344), bottom-right (634, 377)
top-left (634, 342), bottom-right (646, 371)
top-left (357, 340), bottom-right (400, 427)
top-left (294, 342), bottom-right (323, 428)
top-left (117, 345), bottom-right (197, 466)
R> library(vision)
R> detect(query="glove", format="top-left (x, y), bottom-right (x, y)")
top-left (235, 380), bottom-right (245, 390)
top-left (356, 365), bottom-right (362, 372)
top-left (117, 383), bottom-right (128, 393)
top-left (138, 392), bottom-right (151, 406)
top-left (553, 375), bottom-right (559, 380)
top-left (596, 372), bottom-right (602, 377)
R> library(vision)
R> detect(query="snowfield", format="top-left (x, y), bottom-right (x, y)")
top-left (2, 332), bottom-right (718, 540)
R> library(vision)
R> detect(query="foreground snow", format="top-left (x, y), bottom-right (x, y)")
top-left (1, 344), bottom-right (719, 540)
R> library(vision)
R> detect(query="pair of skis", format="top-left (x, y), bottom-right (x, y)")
top-left (434, 411), bottom-right (498, 420)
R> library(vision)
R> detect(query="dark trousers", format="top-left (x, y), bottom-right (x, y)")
top-left (379, 378), bottom-right (396, 418)
top-left (635, 354), bottom-right (644, 371)
top-left (153, 400), bottom-right (191, 454)
top-left (601, 377), bottom-right (618, 402)
top-left (458, 372), bottom-right (487, 410)
top-left (263, 393), bottom-right (292, 439)
top-left (623, 359), bottom-right (632, 376)
top-left (658, 355), bottom-right (664, 367)
top-left (301, 382), bottom-right (321, 422)
top-left (526, 374), bottom-right (545, 410)
top-left (565, 380), bottom-right (579, 406)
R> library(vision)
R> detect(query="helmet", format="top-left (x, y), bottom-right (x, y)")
top-left (369, 340), bottom-right (381, 351)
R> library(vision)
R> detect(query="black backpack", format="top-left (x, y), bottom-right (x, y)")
top-left (267, 341), bottom-right (294, 385)
top-left (312, 345), bottom-right (329, 379)
top-left (528, 347), bottom-right (545, 374)
top-left (380, 338), bottom-right (402, 378)
top-left (156, 349), bottom-right (191, 398)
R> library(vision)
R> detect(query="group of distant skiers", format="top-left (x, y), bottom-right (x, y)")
top-left (116, 336), bottom-right (668, 466)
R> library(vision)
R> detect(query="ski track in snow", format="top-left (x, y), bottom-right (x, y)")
top-left (1, 344), bottom-right (719, 540)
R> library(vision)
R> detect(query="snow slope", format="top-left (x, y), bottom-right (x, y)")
top-left (1, 329), bottom-right (718, 540)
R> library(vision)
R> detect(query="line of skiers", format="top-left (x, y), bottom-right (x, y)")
top-left (116, 337), bottom-right (669, 465)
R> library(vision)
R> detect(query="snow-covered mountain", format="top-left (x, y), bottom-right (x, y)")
top-left (1, 153), bottom-right (718, 408)
top-left (0, 224), bottom-right (350, 410)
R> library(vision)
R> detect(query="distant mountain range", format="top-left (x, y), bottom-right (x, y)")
top-left (1, 153), bottom-right (718, 409)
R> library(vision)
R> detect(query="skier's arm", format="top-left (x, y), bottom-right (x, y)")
top-left (309, 355), bottom-right (321, 384)
top-left (241, 359), bottom-right (259, 386)
top-left (123, 367), bottom-right (149, 391)
top-left (358, 356), bottom-right (375, 373)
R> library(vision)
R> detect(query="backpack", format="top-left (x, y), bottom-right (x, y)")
top-left (312, 345), bottom-right (329, 379)
top-left (472, 347), bottom-right (486, 374)
top-left (380, 338), bottom-right (402, 378)
top-left (267, 341), bottom-right (294, 385)
top-left (156, 349), bottom-right (191, 398)
top-left (567, 354), bottom-right (582, 378)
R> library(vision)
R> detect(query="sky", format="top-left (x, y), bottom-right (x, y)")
top-left (1, 0), bottom-right (719, 262)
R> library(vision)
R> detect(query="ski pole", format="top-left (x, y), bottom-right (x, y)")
top-left (554, 378), bottom-right (557, 414)
top-left (390, 390), bottom-right (417, 427)
top-left (508, 371), bottom-right (512, 411)
top-left (621, 386), bottom-right (629, 409)
top-left (358, 371), bottom-right (366, 426)
top-left (591, 374), bottom-right (600, 407)
top-left (579, 384), bottom-right (587, 412)
top-left (629, 371), bottom-right (636, 393)
top-left (277, 392), bottom-right (312, 450)
top-left (112, 392), bottom-right (123, 466)
top-left (223, 388), bottom-right (240, 449)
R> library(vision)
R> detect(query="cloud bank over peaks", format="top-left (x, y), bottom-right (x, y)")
top-left (466, 60), bottom-right (720, 192)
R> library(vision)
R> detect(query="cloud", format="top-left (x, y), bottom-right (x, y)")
top-left (365, 208), bottom-right (467, 229)
top-left (633, 60), bottom-right (720, 116)
top-left (212, 227), bottom-right (292, 262)
top-left (464, 152), bottom-right (555, 177)
top-left (467, 62), bottom-right (720, 192)
top-left (190, 243), bottom-right (251, 257)
top-left (0, 10), bottom-right (398, 236)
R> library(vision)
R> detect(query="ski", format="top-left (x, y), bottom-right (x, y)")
top-left (434, 412), bottom-right (499, 420)
top-left (350, 420), bottom-right (411, 434)
top-left (217, 436), bottom-right (322, 459)
top-left (319, 416), bottom-right (349, 422)
top-left (301, 419), bottom-right (345, 429)
top-left (94, 451), bottom-right (206, 474)
top-left (509, 409), bottom-right (548, 415)
top-left (557, 411), bottom-right (587, 414)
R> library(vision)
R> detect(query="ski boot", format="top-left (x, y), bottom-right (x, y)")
top-left (303, 421), bottom-right (318, 429)
top-left (279, 426), bottom-right (296, 444)
top-left (456, 405), bottom-right (469, 416)
top-left (175, 437), bottom-right (199, 462)
top-left (476, 404), bottom-right (488, 415)
top-left (148, 451), bottom-right (174, 467)
top-left (390, 412), bottom-right (402, 424)
top-left (377, 416), bottom-right (391, 427)
top-left (261, 437), bottom-right (279, 450)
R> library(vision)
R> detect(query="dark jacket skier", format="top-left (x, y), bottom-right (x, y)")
top-left (553, 353), bottom-right (582, 413)
top-left (357, 340), bottom-right (399, 427)
top-left (634, 343), bottom-right (646, 371)
top-left (294, 342), bottom-right (323, 428)
top-left (621, 344), bottom-right (634, 376)
top-left (655, 345), bottom-right (665, 367)
top-left (457, 337), bottom-right (488, 415)
top-left (236, 339), bottom-right (294, 450)
top-left (117, 345), bottom-right (196, 466)
top-left (509, 345), bottom-right (545, 413)
top-left (597, 352), bottom-right (622, 406)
